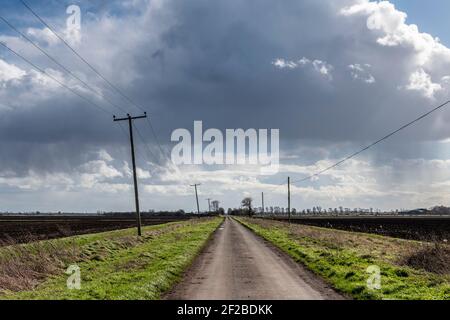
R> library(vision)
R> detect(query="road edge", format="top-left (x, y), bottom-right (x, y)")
top-left (233, 216), bottom-right (349, 300)
top-left (163, 217), bottom-right (226, 300)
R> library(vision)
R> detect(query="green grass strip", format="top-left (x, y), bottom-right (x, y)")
top-left (236, 217), bottom-right (449, 300)
top-left (1, 217), bottom-right (223, 300)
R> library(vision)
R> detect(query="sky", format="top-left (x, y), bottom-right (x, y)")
top-left (1, 0), bottom-right (450, 213)
top-left (390, 0), bottom-right (450, 47)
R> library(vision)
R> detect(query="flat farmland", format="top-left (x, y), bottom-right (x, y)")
top-left (0, 215), bottom-right (192, 244)
top-left (270, 216), bottom-right (450, 241)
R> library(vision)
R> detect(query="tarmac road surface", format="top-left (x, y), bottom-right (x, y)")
top-left (167, 217), bottom-right (344, 300)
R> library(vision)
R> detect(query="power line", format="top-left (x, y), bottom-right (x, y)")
top-left (18, 0), bottom-right (137, 110)
top-left (0, 41), bottom-right (110, 115)
top-left (0, 39), bottom-right (158, 184)
top-left (290, 100), bottom-right (450, 185)
top-left (20, 0), bottom-right (170, 162)
top-left (0, 24), bottom-right (158, 219)
top-left (262, 99), bottom-right (450, 195)
top-left (120, 120), bottom-right (167, 180)
top-left (0, 39), bottom-right (150, 165)
top-left (19, 0), bottom-right (447, 197)
top-left (145, 117), bottom-right (171, 163)
top-left (0, 15), bottom-right (127, 115)
top-left (3, 6), bottom-right (169, 198)
top-left (118, 121), bottom-right (148, 166)
top-left (132, 121), bottom-right (163, 166)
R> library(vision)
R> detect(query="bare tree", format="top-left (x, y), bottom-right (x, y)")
top-left (241, 197), bottom-right (253, 216)
top-left (212, 200), bottom-right (220, 212)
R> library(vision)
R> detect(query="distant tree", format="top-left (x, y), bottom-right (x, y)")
top-left (241, 197), bottom-right (253, 216)
top-left (211, 200), bottom-right (220, 212)
top-left (430, 206), bottom-right (450, 215)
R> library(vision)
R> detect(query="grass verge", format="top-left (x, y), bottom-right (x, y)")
top-left (236, 217), bottom-right (449, 300)
top-left (0, 217), bottom-right (223, 300)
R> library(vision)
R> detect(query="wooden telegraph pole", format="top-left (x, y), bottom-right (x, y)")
top-left (206, 198), bottom-right (211, 213)
top-left (113, 113), bottom-right (147, 236)
top-left (261, 192), bottom-right (265, 216)
top-left (190, 183), bottom-right (201, 214)
top-left (288, 176), bottom-right (291, 224)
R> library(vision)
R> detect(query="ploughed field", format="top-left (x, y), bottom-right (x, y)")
top-left (270, 216), bottom-right (450, 241)
top-left (0, 215), bottom-right (191, 244)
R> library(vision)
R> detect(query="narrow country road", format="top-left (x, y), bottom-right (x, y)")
top-left (167, 217), bottom-right (343, 300)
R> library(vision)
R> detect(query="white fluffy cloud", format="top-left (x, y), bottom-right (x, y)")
top-left (26, 27), bottom-right (59, 46)
top-left (341, 0), bottom-right (450, 98)
top-left (340, 0), bottom-right (444, 61)
top-left (272, 57), bottom-right (333, 80)
top-left (0, 59), bottom-right (26, 83)
top-left (98, 149), bottom-right (114, 162)
top-left (272, 58), bottom-right (298, 69)
top-left (405, 68), bottom-right (442, 99)
top-left (0, 154), bottom-right (130, 193)
top-left (348, 63), bottom-right (375, 84)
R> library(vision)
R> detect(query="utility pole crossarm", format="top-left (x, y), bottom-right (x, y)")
top-left (113, 113), bottom-right (147, 122)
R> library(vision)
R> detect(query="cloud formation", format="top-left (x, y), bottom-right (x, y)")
top-left (1, 0), bottom-right (450, 211)
top-left (348, 64), bottom-right (375, 84)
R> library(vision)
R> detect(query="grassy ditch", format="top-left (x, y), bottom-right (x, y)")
top-left (236, 217), bottom-right (449, 300)
top-left (0, 217), bottom-right (223, 300)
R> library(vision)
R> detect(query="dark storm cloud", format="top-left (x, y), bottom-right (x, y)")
top-left (2, 0), bottom-right (450, 212)
top-left (0, 100), bottom-right (125, 174)
top-left (127, 0), bottom-right (450, 146)
top-left (2, 0), bottom-right (450, 175)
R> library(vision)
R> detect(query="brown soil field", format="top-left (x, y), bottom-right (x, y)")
top-left (0, 215), bottom-right (191, 244)
top-left (268, 216), bottom-right (450, 241)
